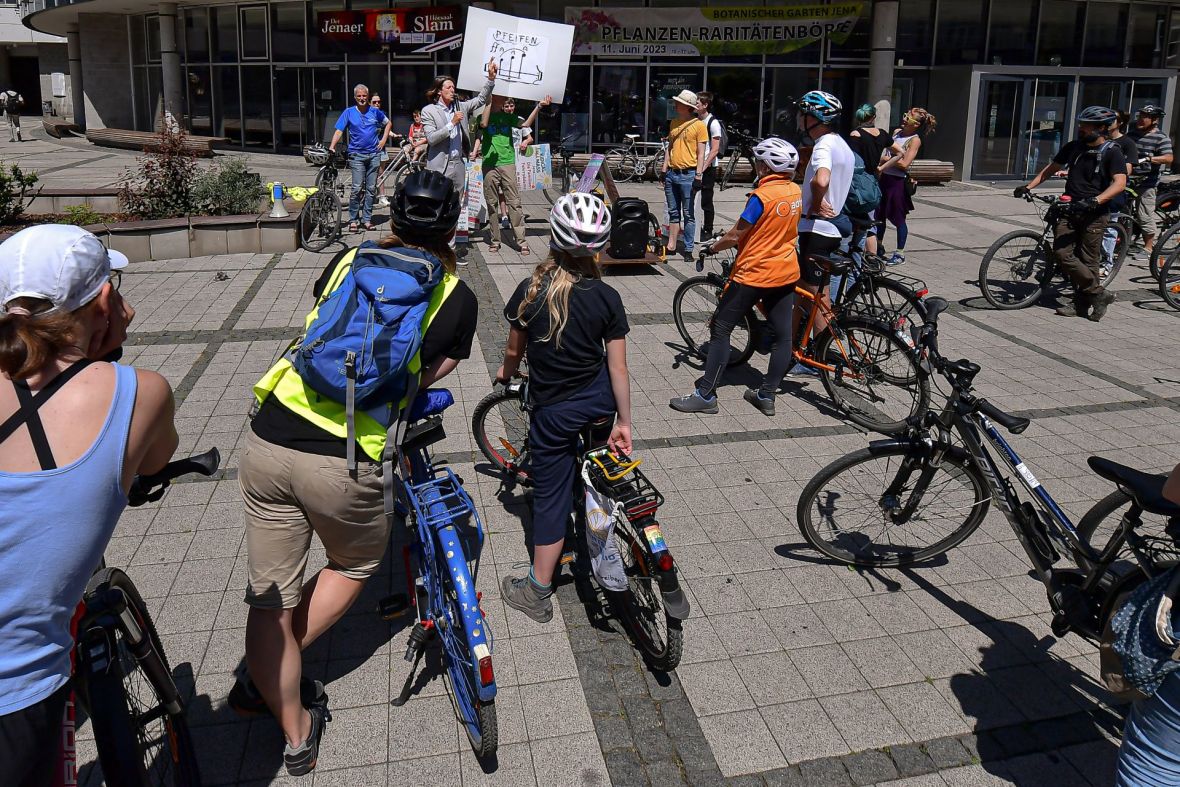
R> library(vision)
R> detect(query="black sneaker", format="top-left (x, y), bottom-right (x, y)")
top-left (227, 667), bottom-right (327, 719)
top-left (1055, 300), bottom-right (1089, 318)
top-left (284, 701), bottom-right (331, 776)
top-left (1087, 291), bottom-right (1116, 322)
top-left (743, 388), bottom-right (775, 417)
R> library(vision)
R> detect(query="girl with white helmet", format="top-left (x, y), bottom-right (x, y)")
top-left (670, 137), bottom-right (804, 418)
top-left (495, 192), bottom-right (633, 623)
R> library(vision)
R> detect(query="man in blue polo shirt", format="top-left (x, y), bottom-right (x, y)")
top-left (329, 83), bottom-right (391, 233)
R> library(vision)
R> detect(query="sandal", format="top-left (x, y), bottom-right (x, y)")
top-left (363, 223), bottom-right (376, 231)
top-left (520, 244), bottom-right (531, 256)
top-left (347, 221), bottom-right (359, 233)
top-left (488, 242), bottom-right (502, 252)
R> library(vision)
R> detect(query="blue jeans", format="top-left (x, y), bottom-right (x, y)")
top-left (664, 170), bottom-right (697, 253)
top-left (348, 151), bottom-right (382, 224)
top-left (1117, 674), bottom-right (1180, 785)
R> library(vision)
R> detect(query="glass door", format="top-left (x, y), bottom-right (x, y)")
top-left (1023, 78), bottom-right (1072, 178)
top-left (973, 75), bottom-right (1074, 179)
top-left (273, 66), bottom-right (309, 152)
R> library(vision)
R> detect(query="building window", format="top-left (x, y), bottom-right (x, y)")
top-left (935, 0), bottom-right (986, 65)
top-left (1084, 1), bottom-right (1129, 68)
top-left (1127, 3), bottom-right (1168, 68)
top-left (184, 8), bottom-right (210, 63)
top-left (649, 66), bottom-right (704, 141)
top-left (270, 3), bottom-right (305, 63)
top-left (308, 0), bottom-right (346, 62)
top-left (146, 14), bottom-right (161, 64)
top-left (593, 64), bottom-right (645, 146)
top-left (896, 0), bottom-right (934, 66)
top-left (705, 67), bottom-right (763, 140)
top-left (827, 3), bottom-right (871, 62)
top-left (211, 6), bottom-right (238, 63)
top-left (987, 0), bottom-right (1037, 66)
top-left (1038, 0), bottom-right (1085, 66)
top-left (240, 6), bottom-right (269, 61)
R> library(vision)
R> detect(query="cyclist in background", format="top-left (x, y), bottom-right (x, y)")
top-left (846, 103), bottom-right (898, 257)
top-left (0, 225), bottom-right (178, 785)
top-left (670, 138), bottom-right (802, 417)
top-left (495, 194), bottom-right (632, 624)
top-left (1103, 112), bottom-right (1137, 272)
top-left (1128, 105), bottom-right (1174, 256)
top-left (236, 171), bottom-right (477, 775)
top-left (1016, 105), bottom-right (1126, 322)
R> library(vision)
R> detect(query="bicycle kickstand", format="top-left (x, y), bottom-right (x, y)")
top-left (391, 619), bottom-right (434, 707)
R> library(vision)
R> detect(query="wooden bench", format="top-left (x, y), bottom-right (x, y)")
top-left (42, 118), bottom-right (80, 139)
top-left (555, 155), bottom-right (957, 186)
top-left (85, 128), bottom-right (228, 158)
top-left (909, 160), bottom-right (954, 185)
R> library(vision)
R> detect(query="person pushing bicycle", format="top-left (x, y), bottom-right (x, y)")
top-left (669, 137), bottom-right (803, 417)
top-left (0, 225), bottom-right (179, 785)
top-left (1016, 105), bottom-right (1126, 322)
top-left (494, 193), bottom-right (633, 624)
top-left (236, 170), bottom-right (478, 775)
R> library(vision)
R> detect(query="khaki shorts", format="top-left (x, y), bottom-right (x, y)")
top-left (240, 430), bottom-right (388, 609)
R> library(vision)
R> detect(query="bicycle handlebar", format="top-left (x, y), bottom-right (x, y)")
top-left (977, 399), bottom-right (1031, 434)
top-left (127, 448), bottom-right (221, 507)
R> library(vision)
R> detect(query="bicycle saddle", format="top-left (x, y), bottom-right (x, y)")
top-left (624, 133), bottom-right (640, 139)
top-left (807, 253), bottom-right (852, 276)
top-left (1088, 457), bottom-right (1180, 517)
top-left (407, 389), bottom-right (454, 421)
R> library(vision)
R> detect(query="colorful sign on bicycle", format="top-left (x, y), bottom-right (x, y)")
top-left (516, 144), bottom-right (553, 192)
top-left (566, 4), bottom-right (864, 56)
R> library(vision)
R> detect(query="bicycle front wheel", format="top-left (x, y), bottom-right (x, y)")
top-left (604, 149), bottom-right (637, 183)
top-left (392, 159), bottom-right (424, 194)
top-left (978, 230), bottom-right (1051, 309)
top-left (671, 276), bottom-right (756, 368)
top-left (609, 521), bottom-right (683, 672)
top-left (1149, 222), bottom-right (1180, 280)
top-left (719, 153), bottom-right (739, 191)
top-left (299, 189), bottom-right (341, 252)
top-left (471, 388), bottom-right (532, 484)
top-left (1159, 249), bottom-right (1180, 311)
top-left (797, 444), bottom-right (990, 567)
top-left (815, 317), bottom-right (929, 435)
top-left (77, 569), bottom-right (201, 786)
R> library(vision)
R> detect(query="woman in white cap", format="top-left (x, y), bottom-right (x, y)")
top-left (0, 225), bottom-right (178, 784)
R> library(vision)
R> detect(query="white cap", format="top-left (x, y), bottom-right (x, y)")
top-left (672, 89), bottom-right (699, 108)
top-left (0, 224), bottom-right (128, 316)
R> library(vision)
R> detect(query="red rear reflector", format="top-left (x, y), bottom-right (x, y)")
top-left (479, 656), bottom-right (495, 686)
top-left (657, 553), bottom-right (674, 572)
top-left (916, 289), bottom-right (929, 298)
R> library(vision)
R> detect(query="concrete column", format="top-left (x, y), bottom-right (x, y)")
top-left (868, 0), bottom-right (899, 130)
top-left (66, 25), bottom-right (85, 128)
top-left (158, 3), bottom-right (184, 129)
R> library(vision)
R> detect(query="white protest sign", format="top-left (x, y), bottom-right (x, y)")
top-left (457, 8), bottom-right (574, 103)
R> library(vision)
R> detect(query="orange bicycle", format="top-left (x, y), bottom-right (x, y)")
top-left (674, 250), bottom-right (929, 434)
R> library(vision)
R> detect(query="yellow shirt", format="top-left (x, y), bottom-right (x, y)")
top-left (667, 118), bottom-right (708, 170)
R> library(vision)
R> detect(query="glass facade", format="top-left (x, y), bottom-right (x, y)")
top-left (123, 0), bottom-right (1180, 153)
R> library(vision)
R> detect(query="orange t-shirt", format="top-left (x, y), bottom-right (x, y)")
top-left (734, 174), bottom-right (802, 288)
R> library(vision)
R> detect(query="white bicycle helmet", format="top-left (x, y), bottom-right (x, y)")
top-left (550, 193), bottom-right (611, 256)
top-left (305, 143), bottom-right (330, 166)
top-left (752, 137), bottom-right (799, 173)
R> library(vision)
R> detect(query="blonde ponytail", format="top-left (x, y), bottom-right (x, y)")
top-left (514, 250), bottom-right (603, 348)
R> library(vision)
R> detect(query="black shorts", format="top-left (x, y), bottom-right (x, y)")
top-left (798, 232), bottom-right (843, 287)
top-left (0, 682), bottom-right (71, 787)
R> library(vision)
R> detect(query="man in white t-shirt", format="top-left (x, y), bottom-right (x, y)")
top-left (695, 91), bottom-right (725, 240)
top-left (789, 90), bottom-right (852, 373)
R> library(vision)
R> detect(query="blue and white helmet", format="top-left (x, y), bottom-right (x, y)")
top-left (797, 90), bottom-right (843, 125)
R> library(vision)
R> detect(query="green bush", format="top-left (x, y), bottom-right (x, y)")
top-left (0, 163), bottom-right (39, 226)
top-left (191, 158), bottom-right (266, 216)
top-left (63, 204), bottom-right (102, 226)
top-left (117, 126), bottom-right (199, 219)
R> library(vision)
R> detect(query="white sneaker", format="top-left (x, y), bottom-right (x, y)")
top-left (376, 196), bottom-right (389, 207)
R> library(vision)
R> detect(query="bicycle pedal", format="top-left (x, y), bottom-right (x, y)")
top-left (559, 550), bottom-right (577, 566)
top-left (376, 593), bottom-right (411, 621)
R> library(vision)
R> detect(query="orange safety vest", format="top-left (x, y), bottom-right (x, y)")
top-left (734, 174), bottom-right (803, 288)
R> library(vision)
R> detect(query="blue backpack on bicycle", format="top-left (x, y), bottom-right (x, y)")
top-left (287, 241), bottom-right (443, 464)
top-left (843, 152), bottom-right (882, 219)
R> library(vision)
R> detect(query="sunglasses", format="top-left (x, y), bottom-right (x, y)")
top-left (110, 271), bottom-right (122, 291)
top-left (371, 100), bottom-right (381, 105)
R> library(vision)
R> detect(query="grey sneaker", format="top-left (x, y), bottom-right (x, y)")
top-left (1055, 301), bottom-right (1089, 318)
top-left (284, 701), bottom-right (331, 776)
top-left (1088, 291), bottom-right (1116, 322)
top-left (743, 389), bottom-right (775, 416)
top-left (501, 571), bottom-right (553, 623)
top-left (669, 391), bottom-right (719, 414)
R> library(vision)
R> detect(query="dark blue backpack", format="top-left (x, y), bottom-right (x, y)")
top-left (843, 152), bottom-right (882, 219)
top-left (288, 242), bottom-right (443, 466)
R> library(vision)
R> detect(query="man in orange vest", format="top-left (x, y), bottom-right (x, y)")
top-left (670, 137), bottom-right (802, 417)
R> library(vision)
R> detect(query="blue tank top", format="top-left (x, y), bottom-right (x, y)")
top-left (0, 363), bottom-right (137, 714)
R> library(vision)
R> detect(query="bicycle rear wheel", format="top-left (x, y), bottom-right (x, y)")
top-left (471, 388), bottom-right (532, 484)
top-left (604, 149), bottom-right (638, 183)
top-left (1101, 220), bottom-right (1128, 288)
top-left (845, 275), bottom-right (928, 329)
top-left (608, 521), bottom-right (683, 671)
top-left (392, 159), bottom-right (424, 194)
top-left (978, 230), bottom-right (1051, 309)
top-left (1159, 249), bottom-right (1180, 311)
top-left (719, 153), bottom-right (739, 191)
top-left (438, 569), bottom-right (497, 757)
top-left (815, 317), bottom-right (928, 435)
top-left (797, 444), bottom-right (990, 567)
top-left (299, 189), bottom-right (341, 252)
top-left (77, 569), bottom-right (200, 786)
top-left (671, 275), bottom-right (756, 368)
top-left (1149, 222), bottom-right (1180, 281)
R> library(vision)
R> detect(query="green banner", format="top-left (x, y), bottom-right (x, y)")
top-left (566, 5), bottom-right (864, 57)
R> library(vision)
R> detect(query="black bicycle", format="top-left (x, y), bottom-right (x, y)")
top-left (471, 377), bottom-right (688, 671)
top-left (76, 448), bottom-right (220, 786)
top-left (1135, 179), bottom-right (1180, 279)
top-left (299, 152), bottom-right (345, 252)
top-left (718, 127), bottom-right (758, 191)
top-left (1157, 245), bottom-right (1180, 311)
top-left (978, 191), bottom-right (1128, 309)
top-left (797, 298), bottom-right (1178, 644)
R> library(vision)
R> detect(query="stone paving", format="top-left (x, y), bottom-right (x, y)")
top-left (4, 128), bottom-right (1180, 786)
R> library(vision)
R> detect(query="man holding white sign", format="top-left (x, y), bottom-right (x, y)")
top-left (421, 59), bottom-right (499, 223)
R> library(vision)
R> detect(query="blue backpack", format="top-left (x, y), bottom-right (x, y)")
top-left (843, 152), bottom-right (882, 219)
top-left (288, 242), bottom-right (443, 467)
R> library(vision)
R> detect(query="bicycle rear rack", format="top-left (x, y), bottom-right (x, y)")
top-left (406, 467), bottom-right (479, 533)
top-left (584, 449), bottom-right (664, 522)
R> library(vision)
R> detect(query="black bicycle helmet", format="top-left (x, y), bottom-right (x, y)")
top-left (1139, 104), bottom-right (1166, 118)
top-left (1077, 106), bottom-right (1117, 125)
top-left (391, 169), bottom-right (461, 240)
